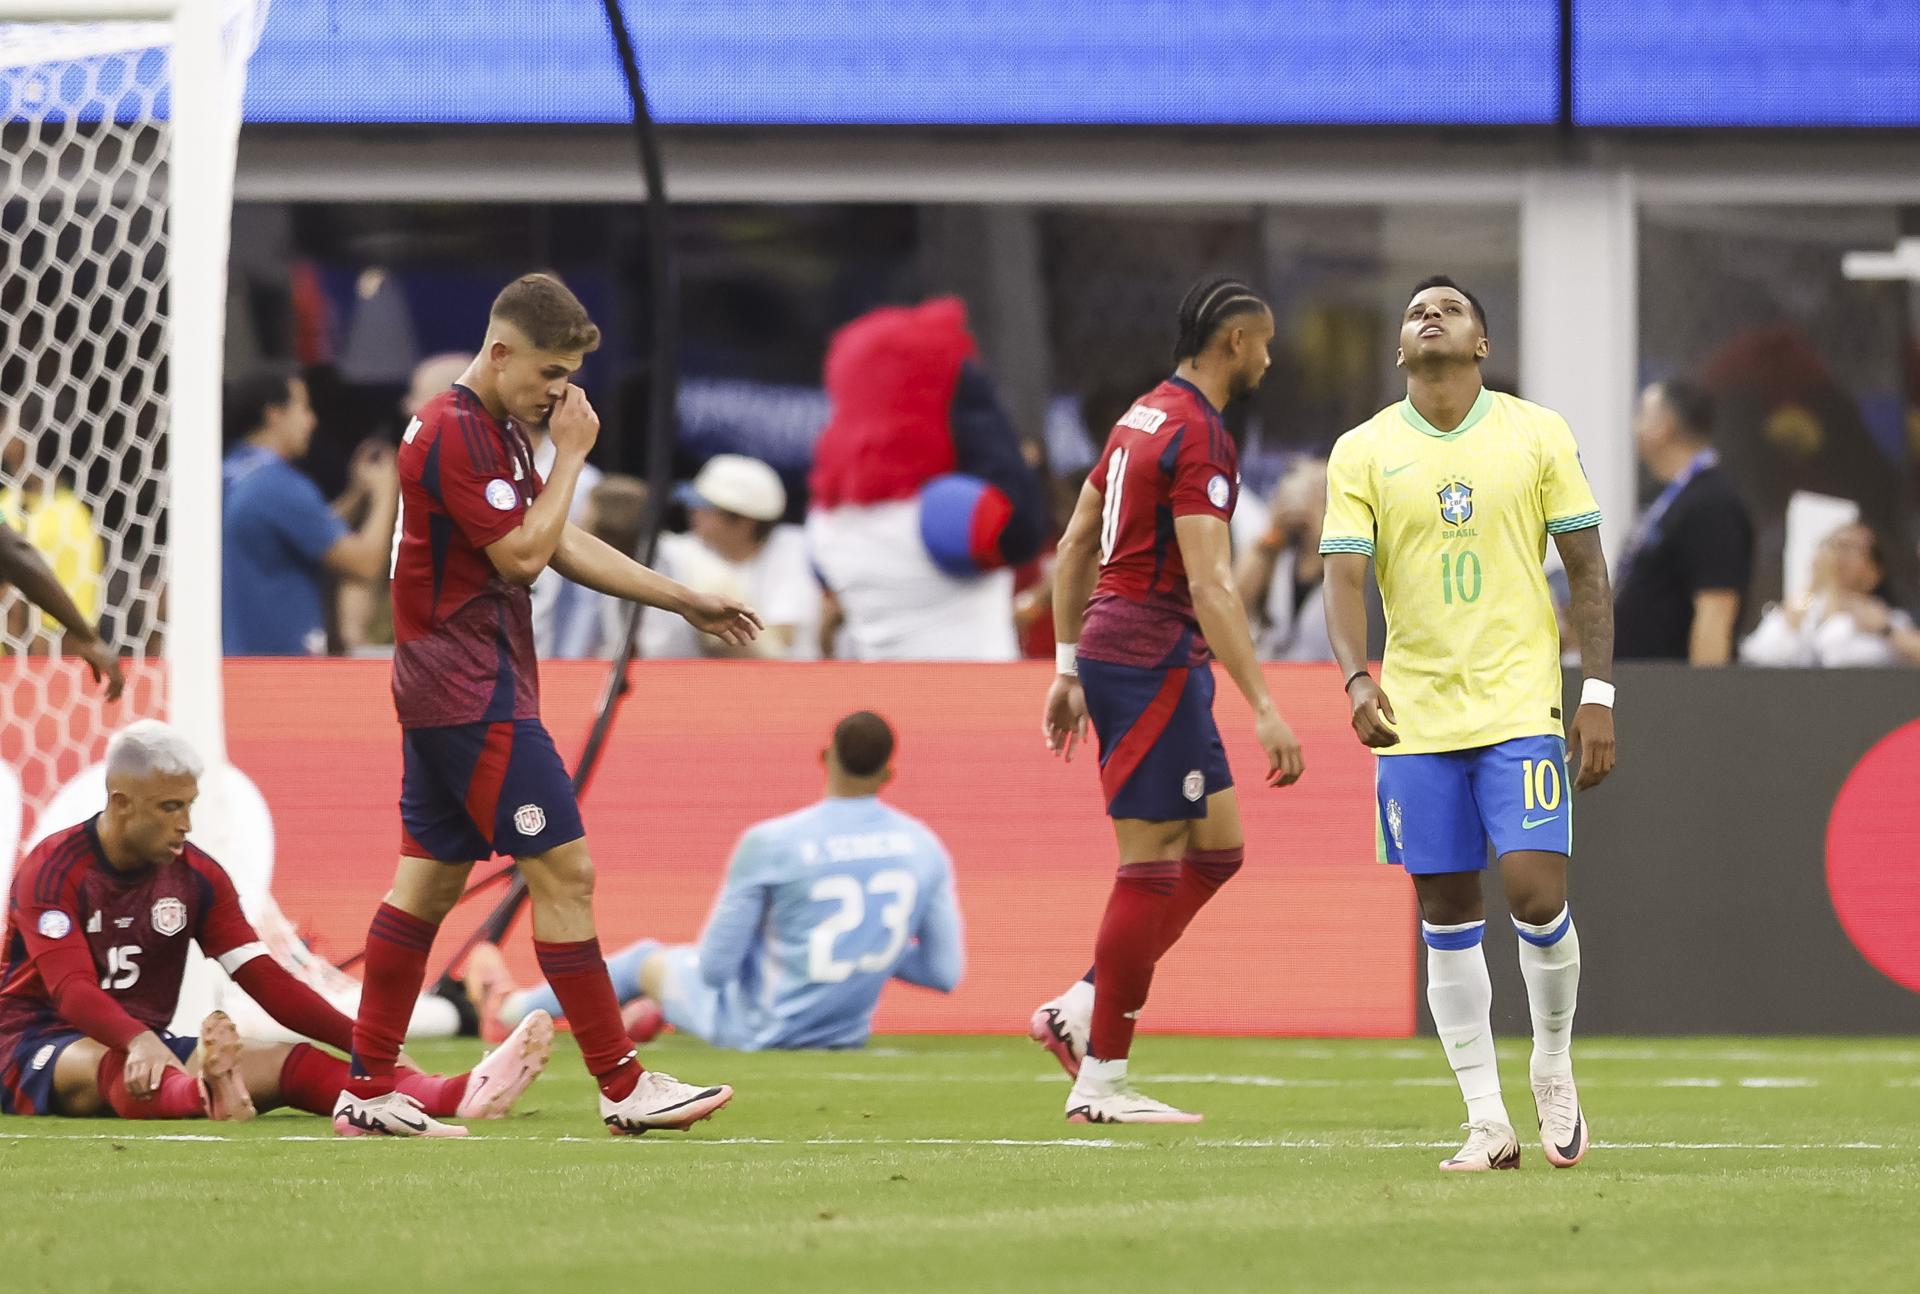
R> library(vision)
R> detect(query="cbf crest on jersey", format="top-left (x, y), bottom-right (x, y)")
top-left (1438, 481), bottom-right (1474, 527)
top-left (151, 896), bottom-right (187, 937)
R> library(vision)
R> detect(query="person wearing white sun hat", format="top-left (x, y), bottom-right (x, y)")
top-left (641, 453), bottom-right (821, 660)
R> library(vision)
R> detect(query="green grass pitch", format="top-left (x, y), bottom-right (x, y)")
top-left (3, 1034), bottom-right (1917, 1292)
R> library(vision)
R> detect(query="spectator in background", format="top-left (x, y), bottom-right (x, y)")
top-left (808, 298), bottom-right (1046, 660)
top-left (1234, 456), bottom-right (1334, 661)
top-left (0, 400), bottom-right (104, 652)
top-left (1741, 522), bottom-right (1920, 667)
top-left (1615, 379), bottom-right (1754, 665)
top-left (221, 365), bottom-right (398, 656)
top-left (548, 474), bottom-right (650, 658)
top-left (643, 454), bottom-right (818, 660)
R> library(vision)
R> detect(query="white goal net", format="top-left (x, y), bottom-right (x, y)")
top-left (0, 0), bottom-right (262, 850)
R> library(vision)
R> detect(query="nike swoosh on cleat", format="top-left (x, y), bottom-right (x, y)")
top-left (390, 1112), bottom-right (428, 1132)
top-left (1521, 815), bottom-right (1559, 830)
top-left (1556, 1112), bottom-right (1584, 1160)
top-left (1383, 462), bottom-right (1417, 477)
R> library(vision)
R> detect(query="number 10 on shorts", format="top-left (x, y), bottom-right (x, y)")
top-left (1521, 757), bottom-right (1563, 812)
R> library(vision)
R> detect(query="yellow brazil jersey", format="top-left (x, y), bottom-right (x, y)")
top-left (1318, 387), bottom-right (1601, 756)
top-left (0, 485), bottom-right (104, 632)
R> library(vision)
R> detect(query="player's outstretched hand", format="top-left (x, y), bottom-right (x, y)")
top-left (548, 384), bottom-right (601, 458)
top-left (124, 1030), bottom-right (186, 1100)
top-left (1042, 675), bottom-right (1090, 761)
top-left (76, 636), bottom-right (125, 702)
top-left (684, 593), bottom-right (763, 646)
top-left (1347, 677), bottom-right (1400, 748)
top-left (1256, 708), bottom-right (1305, 787)
top-left (1569, 701), bottom-right (1616, 790)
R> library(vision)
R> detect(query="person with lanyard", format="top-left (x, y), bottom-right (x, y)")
top-left (1614, 379), bottom-right (1754, 665)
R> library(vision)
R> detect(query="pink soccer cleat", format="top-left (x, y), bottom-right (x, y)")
top-left (1028, 994), bottom-right (1089, 1080)
top-left (601, 1069), bottom-right (733, 1135)
top-left (198, 1010), bottom-right (255, 1123)
top-left (332, 1089), bottom-right (468, 1138)
top-left (622, 998), bottom-right (666, 1045)
top-left (1533, 1074), bottom-right (1589, 1167)
top-left (456, 1008), bottom-right (554, 1120)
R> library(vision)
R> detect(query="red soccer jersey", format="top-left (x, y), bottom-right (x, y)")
top-left (1078, 376), bottom-right (1239, 668)
top-left (391, 384), bottom-right (544, 729)
top-left (0, 820), bottom-right (261, 1040)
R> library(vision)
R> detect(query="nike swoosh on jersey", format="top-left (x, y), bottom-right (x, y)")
top-left (1382, 462), bottom-right (1418, 477)
top-left (1521, 815), bottom-right (1560, 830)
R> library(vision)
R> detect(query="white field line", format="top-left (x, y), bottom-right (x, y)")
top-left (0, 1131), bottom-right (1906, 1152)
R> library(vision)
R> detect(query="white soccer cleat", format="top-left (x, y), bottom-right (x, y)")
top-left (1028, 993), bottom-right (1090, 1079)
top-left (1532, 1073), bottom-right (1589, 1167)
top-left (198, 1010), bottom-right (254, 1123)
top-left (1439, 1120), bottom-right (1522, 1171)
top-left (456, 1008), bottom-right (554, 1120)
top-left (332, 1089), bottom-right (469, 1138)
top-left (1064, 1080), bottom-right (1202, 1125)
top-left (601, 1069), bottom-right (733, 1135)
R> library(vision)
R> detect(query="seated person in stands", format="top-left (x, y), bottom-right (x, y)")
top-left (1741, 522), bottom-right (1920, 668)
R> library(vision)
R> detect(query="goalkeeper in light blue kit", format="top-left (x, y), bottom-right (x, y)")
top-left (467, 711), bottom-right (965, 1050)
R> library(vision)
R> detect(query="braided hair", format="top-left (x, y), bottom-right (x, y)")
top-left (1172, 276), bottom-right (1268, 365)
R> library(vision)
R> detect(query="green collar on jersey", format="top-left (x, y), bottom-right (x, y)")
top-left (1399, 385), bottom-right (1493, 440)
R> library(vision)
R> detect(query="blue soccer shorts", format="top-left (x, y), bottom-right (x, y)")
top-left (0, 1025), bottom-right (196, 1116)
top-left (400, 718), bottom-right (585, 863)
top-left (1375, 734), bottom-right (1573, 874)
top-left (1078, 656), bottom-right (1234, 822)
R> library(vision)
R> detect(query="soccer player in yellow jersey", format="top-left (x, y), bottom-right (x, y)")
top-left (1321, 276), bottom-right (1617, 1173)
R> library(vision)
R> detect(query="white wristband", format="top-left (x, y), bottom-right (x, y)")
top-left (1055, 642), bottom-right (1078, 676)
top-left (1580, 678), bottom-right (1615, 709)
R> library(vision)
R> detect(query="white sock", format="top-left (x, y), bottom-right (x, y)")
top-left (1062, 978), bottom-right (1095, 1016)
top-left (1424, 921), bottom-right (1509, 1127)
top-left (1513, 904), bottom-right (1580, 1080)
top-left (1078, 1056), bottom-right (1128, 1090)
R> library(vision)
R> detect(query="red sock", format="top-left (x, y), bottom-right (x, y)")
top-left (279, 1042), bottom-right (469, 1117)
top-left (347, 903), bottom-right (439, 1099)
top-left (535, 938), bottom-right (643, 1100)
top-left (396, 1068), bottom-right (471, 1117)
top-left (1088, 861), bottom-right (1179, 1061)
top-left (96, 1050), bottom-right (207, 1119)
top-left (1150, 845), bottom-right (1245, 960)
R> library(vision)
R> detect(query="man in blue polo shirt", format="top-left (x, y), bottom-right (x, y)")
top-left (221, 366), bottom-right (399, 655)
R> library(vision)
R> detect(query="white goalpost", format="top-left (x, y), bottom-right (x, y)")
top-left (0, 0), bottom-right (256, 812)
top-left (1, 9), bottom-right (461, 1040)
top-left (2, 0), bottom-right (261, 1027)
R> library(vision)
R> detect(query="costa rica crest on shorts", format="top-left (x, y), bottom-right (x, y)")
top-left (514, 803), bottom-right (547, 836)
top-left (151, 896), bottom-right (187, 937)
top-left (1182, 770), bottom-right (1205, 802)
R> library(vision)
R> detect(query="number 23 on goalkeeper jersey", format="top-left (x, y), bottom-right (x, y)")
top-left (1318, 388), bottom-right (1602, 756)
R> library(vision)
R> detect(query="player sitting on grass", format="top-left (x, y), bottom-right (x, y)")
top-left (0, 720), bottom-right (549, 1124)
top-left (466, 711), bottom-right (964, 1052)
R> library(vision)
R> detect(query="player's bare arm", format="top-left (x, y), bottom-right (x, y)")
top-left (1554, 526), bottom-right (1616, 790)
top-left (1174, 512), bottom-right (1305, 786)
top-left (551, 522), bottom-right (763, 646)
top-left (1042, 480), bottom-right (1101, 759)
top-left (481, 384), bottom-right (598, 585)
top-left (0, 524), bottom-right (123, 699)
top-left (1323, 551), bottom-right (1398, 748)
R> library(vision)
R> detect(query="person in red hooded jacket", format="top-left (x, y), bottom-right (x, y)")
top-left (806, 298), bottom-right (1046, 660)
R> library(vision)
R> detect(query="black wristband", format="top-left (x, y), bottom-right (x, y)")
top-left (1344, 669), bottom-right (1371, 693)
